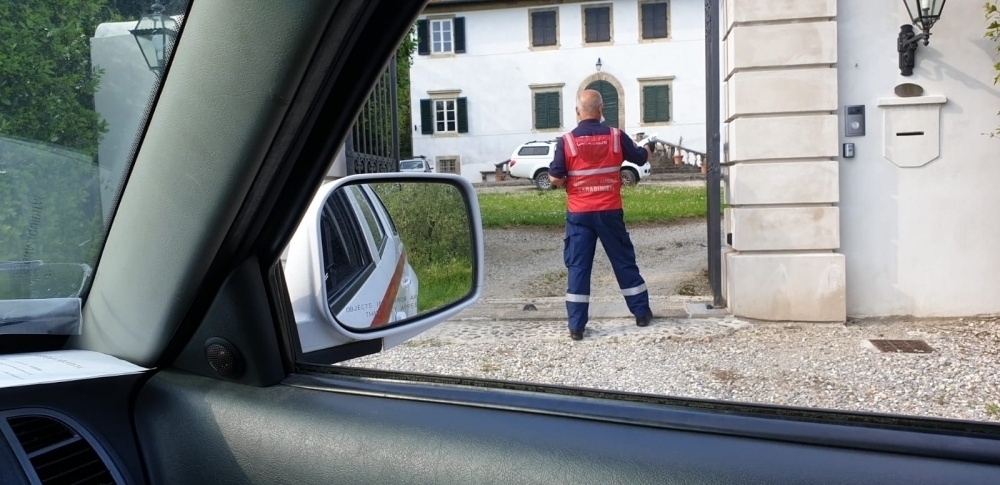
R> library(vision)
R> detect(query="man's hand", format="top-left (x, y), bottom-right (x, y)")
top-left (643, 143), bottom-right (654, 165)
top-left (549, 175), bottom-right (565, 188)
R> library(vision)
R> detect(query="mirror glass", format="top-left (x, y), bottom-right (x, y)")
top-left (319, 181), bottom-right (473, 330)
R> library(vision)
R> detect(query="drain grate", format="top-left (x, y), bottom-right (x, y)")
top-left (868, 339), bottom-right (934, 353)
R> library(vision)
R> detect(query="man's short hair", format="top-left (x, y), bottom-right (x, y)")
top-left (577, 90), bottom-right (603, 114)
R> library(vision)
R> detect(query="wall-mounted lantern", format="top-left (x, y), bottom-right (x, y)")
top-left (898, 0), bottom-right (947, 76)
top-left (595, 58), bottom-right (602, 72)
top-left (130, 2), bottom-right (178, 74)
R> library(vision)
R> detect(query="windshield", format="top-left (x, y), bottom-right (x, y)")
top-left (399, 160), bottom-right (423, 169)
top-left (312, 0), bottom-right (1000, 428)
top-left (0, 1), bottom-right (188, 332)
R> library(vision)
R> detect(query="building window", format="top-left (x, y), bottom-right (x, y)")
top-left (416, 17), bottom-right (466, 55)
top-left (532, 90), bottom-right (561, 130)
top-left (530, 10), bottom-right (558, 48)
top-left (640, 1), bottom-right (669, 40)
top-left (435, 99), bottom-right (457, 133)
top-left (437, 157), bottom-right (460, 175)
top-left (583, 5), bottom-right (612, 44)
top-left (641, 83), bottom-right (672, 124)
top-left (431, 19), bottom-right (453, 53)
top-left (420, 97), bottom-right (469, 135)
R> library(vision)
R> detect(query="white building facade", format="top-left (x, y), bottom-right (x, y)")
top-left (721, 0), bottom-right (1000, 320)
top-left (412, 0), bottom-right (706, 183)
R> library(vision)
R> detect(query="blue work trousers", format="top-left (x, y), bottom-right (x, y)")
top-left (564, 209), bottom-right (651, 331)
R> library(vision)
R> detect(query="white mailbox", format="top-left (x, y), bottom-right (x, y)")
top-left (876, 95), bottom-right (947, 168)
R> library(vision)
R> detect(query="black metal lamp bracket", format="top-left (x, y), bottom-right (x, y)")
top-left (898, 24), bottom-right (930, 76)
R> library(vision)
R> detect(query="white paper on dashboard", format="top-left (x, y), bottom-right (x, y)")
top-left (0, 350), bottom-right (147, 388)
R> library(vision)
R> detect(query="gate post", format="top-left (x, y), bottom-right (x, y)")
top-left (718, 0), bottom-right (844, 322)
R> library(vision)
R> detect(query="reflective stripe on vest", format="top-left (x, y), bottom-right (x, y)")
top-left (562, 127), bottom-right (623, 213)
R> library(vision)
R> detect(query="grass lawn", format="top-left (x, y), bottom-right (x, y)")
top-left (413, 260), bottom-right (472, 312)
top-left (478, 185), bottom-right (708, 228)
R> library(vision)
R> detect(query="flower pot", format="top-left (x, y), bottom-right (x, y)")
top-left (673, 154), bottom-right (683, 165)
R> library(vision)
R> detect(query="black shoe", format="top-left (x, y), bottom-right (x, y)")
top-left (636, 314), bottom-right (652, 327)
top-left (569, 329), bottom-right (584, 341)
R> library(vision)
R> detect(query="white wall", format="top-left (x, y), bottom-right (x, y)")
top-left (838, 1), bottom-right (1000, 316)
top-left (91, 21), bottom-right (158, 219)
top-left (411, 0), bottom-right (705, 183)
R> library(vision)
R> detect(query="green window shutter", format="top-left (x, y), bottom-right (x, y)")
top-left (641, 2), bottom-right (669, 39)
top-left (533, 93), bottom-right (545, 130)
top-left (642, 86), bottom-right (655, 123)
top-left (534, 92), bottom-right (560, 130)
top-left (531, 11), bottom-right (557, 47)
top-left (454, 17), bottom-right (466, 53)
top-left (547, 92), bottom-right (561, 128)
top-left (643, 85), bottom-right (670, 123)
top-left (416, 20), bottom-right (429, 55)
top-left (456, 97), bottom-right (469, 133)
top-left (420, 99), bottom-right (433, 134)
top-left (664, 85), bottom-right (671, 121)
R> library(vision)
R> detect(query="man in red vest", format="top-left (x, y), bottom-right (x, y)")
top-left (548, 89), bottom-right (654, 341)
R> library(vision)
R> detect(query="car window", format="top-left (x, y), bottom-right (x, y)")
top-left (0, 1), bottom-right (188, 333)
top-left (517, 145), bottom-right (550, 156)
top-left (399, 160), bottom-right (423, 170)
top-left (344, 185), bottom-right (386, 254)
top-left (321, 191), bottom-right (373, 300)
top-left (360, 186), bottom-right (398, 236)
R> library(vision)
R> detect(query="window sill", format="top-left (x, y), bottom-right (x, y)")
top-left (638, 36), bottom-right (671, 44)
top-left (433, 132), bottom-right (461, 138)
top-left (428, 52), bottom-right (458, 58)
top-left (640, 121), bottom-right (673, 127)
top-left (583, 40), bottom-right (615, 47)
top-left (529, 44), bottom-right (560, 51)
top-left (533, 127), bottom-right (563, 133)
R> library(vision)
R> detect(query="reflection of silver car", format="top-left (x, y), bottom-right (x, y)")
top-left (399, 157), bottom-right (431, 173)
top-left (324, 184), bottom-right (419, 329)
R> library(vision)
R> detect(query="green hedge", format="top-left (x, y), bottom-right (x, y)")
top-left (371, 182), bottom-right (473, 310)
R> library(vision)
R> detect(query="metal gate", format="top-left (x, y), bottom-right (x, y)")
top-left (345, 54), bottom-right (400, 175)
top-left (704, 0), bottom-right (724, 308)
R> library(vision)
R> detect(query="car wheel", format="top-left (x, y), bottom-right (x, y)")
top-left (620, 168), bottom-right (638, 187)
top-left (534, 170), bottom-right (552, 190)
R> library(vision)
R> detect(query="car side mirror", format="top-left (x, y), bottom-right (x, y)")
top-left (283, 174), bottom-right (484, 360)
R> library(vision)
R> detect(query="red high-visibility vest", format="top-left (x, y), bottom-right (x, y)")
top-left (563, 128), bottom-right (623, 213)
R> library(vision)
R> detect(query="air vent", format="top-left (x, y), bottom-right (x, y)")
top-left (7, 415), bottom-right (115, 485)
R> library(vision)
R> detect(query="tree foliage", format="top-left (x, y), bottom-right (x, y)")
top-left (397, 28), bottom-right (416, 159)
top-left (987, 1), bottom-right (1000, 135)
top-left (0, 0), bottom-right (147, 297)
top-left (0, 0), bottom-right (113, 154)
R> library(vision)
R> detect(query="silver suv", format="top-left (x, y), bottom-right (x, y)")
top-left (399, 156), bottom-right (432, 173)
top-left (507, 139), bottom-right (651, 190)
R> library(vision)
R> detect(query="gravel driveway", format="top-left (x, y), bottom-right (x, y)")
top-left (348, 189), bottom-right (1000, 424)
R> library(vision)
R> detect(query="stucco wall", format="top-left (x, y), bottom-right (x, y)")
top-left (411, 0), bottom-right (706, 183)
top-left (838, 1), bottom-right (1000, 317)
